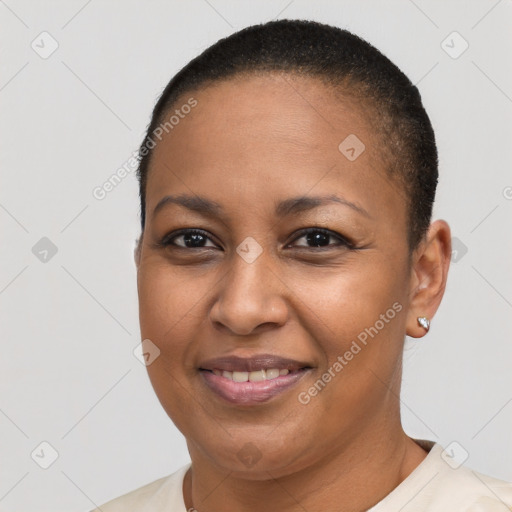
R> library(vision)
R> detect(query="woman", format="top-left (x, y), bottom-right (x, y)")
top-left (93, 19), bottom-right (512, 512)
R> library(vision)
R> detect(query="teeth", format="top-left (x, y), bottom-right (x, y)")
top-left (266, 368), bottom-right (280, 379)
top-left (232, 371), bottom-right (249, 382)
top-left (249, 370), bottom-right (266, 382)
top-left (214, 368), bottom-right (289, 382)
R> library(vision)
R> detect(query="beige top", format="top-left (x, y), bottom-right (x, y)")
top-left (91, 440), bottom-right (512, 511)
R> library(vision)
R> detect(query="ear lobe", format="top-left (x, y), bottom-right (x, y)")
top-left (406, 220), bottom-right (452, 338)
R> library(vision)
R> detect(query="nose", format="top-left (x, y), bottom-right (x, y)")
top-left (209, 251), bottom-right (289, 336)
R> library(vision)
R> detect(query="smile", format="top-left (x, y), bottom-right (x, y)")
top-left (198, 354), bottom-right (312, 405)
top-left (210, 368), bottom-right (290, 382)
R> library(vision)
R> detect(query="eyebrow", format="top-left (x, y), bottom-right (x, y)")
top-left (152, 193), bottom-right (371, 219)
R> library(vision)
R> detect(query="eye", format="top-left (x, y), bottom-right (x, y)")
top-left (287, 227), bottom-right (353, 249)
top-left (158, 227), bottom-right (353, 252)
top-left (160, 229), bottom-right (219, 249)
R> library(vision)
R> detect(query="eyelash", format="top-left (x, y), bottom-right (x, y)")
top-left (158, 227), bottom-right (355, 251)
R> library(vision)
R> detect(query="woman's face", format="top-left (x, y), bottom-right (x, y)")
top-left (136, 73), bottom-right (417, 477)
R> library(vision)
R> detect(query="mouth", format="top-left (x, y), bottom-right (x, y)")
top-left (198, 354), bottom-right (313, 405)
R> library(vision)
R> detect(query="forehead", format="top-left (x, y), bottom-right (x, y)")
top-left (146, 73), bottom-right (402, 223)
top-left (160, 73), bottom-right (378, 156)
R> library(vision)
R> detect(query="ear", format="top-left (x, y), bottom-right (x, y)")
top-left (406, 220), bottom-right (451, 338)
top-left (134, 234), bottom-right (143, 269)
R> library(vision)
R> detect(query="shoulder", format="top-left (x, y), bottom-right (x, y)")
top-left (439, 464), bottom-right (512, 511)
top-left (89, 464), bottom-right (190, 512)
top-left (370, 441), bottom-right (512, 512)
top-left (413, 444), bottom-right (512, 511)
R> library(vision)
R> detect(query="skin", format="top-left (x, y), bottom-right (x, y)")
top-left (134, 73), bottom-right (451, 512)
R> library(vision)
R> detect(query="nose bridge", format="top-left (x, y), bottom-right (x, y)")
top-left (210, 243), bottom-right (287, 335)
top-left (231, 244), bottom-right (270, 295)
top-left (226, 231), bottom-right (273, 295)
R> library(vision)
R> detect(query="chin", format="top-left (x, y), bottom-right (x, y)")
top-left (191, 434), bottom-right (312, 480)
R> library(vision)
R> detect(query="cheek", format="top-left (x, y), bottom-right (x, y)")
top-left (286, 258), bottom-right (408, 410)
top-left (287, 256), bottom-right (408, 347)
top-left (290, 268), bottom-right (407, 424)
top-left (136, 261), bottom-right (210, 393)
top-left (138, 260), bottom-right (205, 336)
top-left (137, 263), bottom-right (205, 431)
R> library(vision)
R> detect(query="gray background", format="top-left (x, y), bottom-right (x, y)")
top-left (1, 0), bottom-right (511, 510)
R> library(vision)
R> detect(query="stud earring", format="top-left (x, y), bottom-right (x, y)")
top-left (417, 316), bottom-right (430, 332)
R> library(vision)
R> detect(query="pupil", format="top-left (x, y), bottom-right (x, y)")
top-left (307, 231), bottom-right (329, 247)
top-left (185, 233), bottom-right (205, 247)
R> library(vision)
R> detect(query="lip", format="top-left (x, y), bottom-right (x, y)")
top-left (199, 354), bottom-right (313, 405)
top-left (199, 354), bottom-right (311, 373)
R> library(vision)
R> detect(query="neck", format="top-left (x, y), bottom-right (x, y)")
top-left (183, 427), bottom-right (428, 512)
